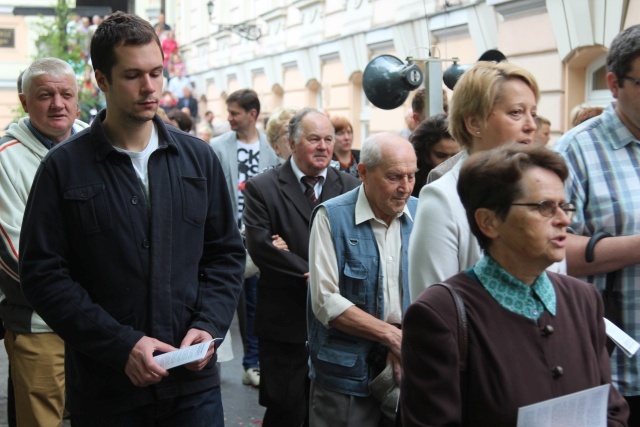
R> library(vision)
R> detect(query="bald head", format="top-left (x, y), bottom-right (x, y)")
top-left (360, 132), bottom-right (416, 170)
top-left (358, 132), bottom-right (417, 225)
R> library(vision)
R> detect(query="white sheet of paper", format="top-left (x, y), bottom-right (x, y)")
top-left (153, 339), bottom-right (216, 370)
top-left (516, 384), bottom-right (610, 427)
top-left (604, 318), bottom-right (640, 358)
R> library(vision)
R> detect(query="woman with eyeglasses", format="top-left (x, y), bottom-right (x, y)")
top-left (408, 61), bottom-right (566, 302)
top-left (400, 144), bottom-right (629, 426)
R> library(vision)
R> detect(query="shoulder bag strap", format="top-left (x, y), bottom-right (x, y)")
top-left (432, 282), bottom-right (468, 371)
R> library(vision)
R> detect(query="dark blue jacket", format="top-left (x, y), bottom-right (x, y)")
top-left (19, 112), bottom-right (244, 415)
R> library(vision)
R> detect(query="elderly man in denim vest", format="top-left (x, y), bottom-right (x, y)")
top-left (307, 132), bottom-right (418, 426)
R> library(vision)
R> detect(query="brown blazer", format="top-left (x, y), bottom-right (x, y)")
top-left (243, 159), bottom-right (360, 343)
top-left (400, 271), bottom-right (629, 427)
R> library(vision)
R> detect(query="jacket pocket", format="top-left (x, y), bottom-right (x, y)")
top-left (180, 176), bottom-right (207, 227)
top-left (343, 259), bottom-right (368, 304)
top-left (316, 344), bottom-right (366, 380)
top-left (63, 183), bottom-right (111, 234)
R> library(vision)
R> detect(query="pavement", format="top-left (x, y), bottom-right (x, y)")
top-left (0, 314), bottom-right (265, 426)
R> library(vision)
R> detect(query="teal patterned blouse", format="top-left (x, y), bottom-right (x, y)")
top-left (472, 255), bottom-right (556, 322)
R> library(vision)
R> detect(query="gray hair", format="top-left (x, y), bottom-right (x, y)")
top-left (360, 134), bottom-right (386, 169)
top-left (21, 58), bottom-right (77, 96)
top-left (288, 108), bottom-right (333, 145)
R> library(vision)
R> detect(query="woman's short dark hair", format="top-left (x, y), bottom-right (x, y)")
top-left (91, 12), bottom-right (162, 83)
top-left (457, 144), bottom-right (568, 250)
top-left (410, 114), bottom-right (452, 192)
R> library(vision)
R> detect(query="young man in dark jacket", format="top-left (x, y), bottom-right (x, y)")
top-left (19, 12), bottom-right (244, 426)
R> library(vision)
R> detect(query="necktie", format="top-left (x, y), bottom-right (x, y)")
top-left (301, 176), bottom-right (320, 208)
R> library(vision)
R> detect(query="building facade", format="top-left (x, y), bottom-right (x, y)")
top-left (175, 0), bottom-right (639, 147)
top-left (1, 0), bottom-right (638, 146)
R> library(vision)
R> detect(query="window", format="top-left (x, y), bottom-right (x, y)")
top-left (585, 55), bottom-right (613, 106)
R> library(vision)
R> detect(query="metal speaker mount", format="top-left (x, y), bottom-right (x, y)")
top-left (363, 54), bottom-right (424, 110)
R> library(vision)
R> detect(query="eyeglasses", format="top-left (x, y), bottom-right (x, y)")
top-left (622, 75), bottom-right (640, 87)
top-left (511, 200), bottom-right (576, 219)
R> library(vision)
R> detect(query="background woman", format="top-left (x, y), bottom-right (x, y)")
top-left (330, 116), bottom-right (360, 178)
top-left (266, 108), bottom-right (297, 163)
top-left (401, 144), bottom-right (628, 426)
top-left (410, 113), bottom-right (459, 196)
top-left (407, 61), bottom-right (565, 301)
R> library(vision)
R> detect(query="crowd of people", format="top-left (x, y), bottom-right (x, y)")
top-left (0, 8), bottom-right (638, 427)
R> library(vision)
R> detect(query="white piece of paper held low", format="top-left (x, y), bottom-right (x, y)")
top-left (516, 384), bottom-right (610, 427)
top-left (153, 339), bottom-right (216, 370)
top-left (604, 318), bottom-right (640, 358)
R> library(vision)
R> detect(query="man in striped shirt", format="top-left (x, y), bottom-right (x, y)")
top-left (554, 24), bottom-right (640, 424)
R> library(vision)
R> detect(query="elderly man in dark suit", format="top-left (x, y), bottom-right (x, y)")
top-left (243, 108), bottom-right (360, 427)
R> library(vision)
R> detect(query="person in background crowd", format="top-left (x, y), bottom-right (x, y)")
top-left (88, 15), bottom-right (102, 36)
top-left (408, 61), bottom-right (568, 302)
top-left (308, 132), bottom-right (418, 427)
top-left (243, 108), bottom-right (360, 426)
top-left (168, 109), bottom-right (193, 133)
top-left (401, 144), bottom-right (629, 426)
top-left (330, 116), bottom-right (360, 178)
top-left (399, 108), bottom-right (418, 139)
top-left (155, 12), bottom-right (171, 31)
top-left (410, 89), bottom-right (427, 129)
top-left (410, 113), bottom-right (459, 197)
top-left (570, 105), bottom-right (604, 127)
top-left (533, 115), bottom-right (551, 145)
top-left (19, 12), bottom-right (244, 426)
top-left (162, 31), bottom-right (179, 68)
top-left (170, 53), bottom-right (185, 76)
top-left (0, 57), bottom-right (89, 427)
top-left (554, 24), bottom-right (640, 424)
top-left (178, 86), bottom-right (198, 120)
top-left (167, 67), bottom-right (192, 99)
top-left (159, 91), bottom-right (177, 114)
top-left (210, 89), bottom-right (280, 389)
top-left (197, 124), bottom-right (213, 142)
top-left (265, 107), bottom-right (296, 163)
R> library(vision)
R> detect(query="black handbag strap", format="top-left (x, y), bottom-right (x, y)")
top-left (432, 282), bottom-right (468, 372)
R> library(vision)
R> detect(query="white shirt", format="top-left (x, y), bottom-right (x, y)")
top-left (309, 185), bottom-right (409, 327)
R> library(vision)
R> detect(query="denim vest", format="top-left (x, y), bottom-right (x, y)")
top-left (307, 187), bottom-right (417, 396)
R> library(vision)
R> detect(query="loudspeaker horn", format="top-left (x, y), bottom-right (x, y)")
top-left (443, 49), bottom-right (508, 90)
top-left (363, 54), bottom-right (423, 110)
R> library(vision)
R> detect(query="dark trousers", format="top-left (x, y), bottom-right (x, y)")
top-left (70, 386), bottom-right (224, 427)
top-left (259, 339), bottom-right (309, 427)
top-left (625, 395), bottom-right (640, 427)
top-left (239, 276), bottom-right (259, 369)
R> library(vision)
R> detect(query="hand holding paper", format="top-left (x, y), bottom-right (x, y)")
top-left (153, 336), bottom-right (223, 370)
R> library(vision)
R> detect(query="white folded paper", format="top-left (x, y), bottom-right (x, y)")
top-left (517, 384), bottom-right (610, 427)
top-left (153, 339), bottom-right (220, 370)
top-left (604, 318), bottom-right (640, 358)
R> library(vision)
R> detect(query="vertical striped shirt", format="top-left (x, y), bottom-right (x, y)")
top-left (554, 103), bottom-right (640, 395)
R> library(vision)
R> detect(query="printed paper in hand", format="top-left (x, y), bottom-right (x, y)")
top-left (153, 339), bottom-right (216, 370)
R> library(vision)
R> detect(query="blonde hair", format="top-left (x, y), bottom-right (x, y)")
top-left (266, 108), bottom-right (297, 146)
top-left (449, 61), bottom-right (539, 150)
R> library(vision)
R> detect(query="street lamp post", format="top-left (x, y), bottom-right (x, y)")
top-left (206, 0), bottom-right (261, 41)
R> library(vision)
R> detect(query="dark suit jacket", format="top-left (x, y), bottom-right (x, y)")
top-left (178, 96), bottom-right (198, 118)
top-left (243, 159), bottom-right (360, 343)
